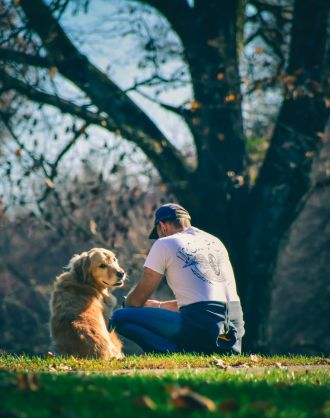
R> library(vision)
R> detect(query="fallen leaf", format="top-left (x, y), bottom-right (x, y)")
top-left (16, 372), bottom-right (40, 391)
top-left (211, 356), bottom-right (226, 369)
top-left (232, 361), bottom-right (250, 368)
top-left (169, 385), bottom-right (216, 411)
top-left (48, 364), bottom-right (57, 372)
top-left (250, 354), bottom-right (260, 363)
top-left (46, 352), bottom-right (55, 359)
top-left (15, 373), bottom-right (29, 391)
top-left (133, 396), bottom-right (156, 410)
top-left (58, 363), bottom-right (72, 371)
top-left (274, 362), bottom-right (287, 370)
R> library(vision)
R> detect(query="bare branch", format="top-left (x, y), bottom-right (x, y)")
top-left (132, 87), bottom-right (188, 117)
top-left (0, 69), bottom-right (117, 129)
top-left (18, 0), bottom-right (193, 185)
top-left (37, 123), bottom-right (90, 204)
top-left (0, 48), bottom-right (50, 68)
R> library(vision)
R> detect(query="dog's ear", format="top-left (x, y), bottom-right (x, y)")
top-left (69, 253), bottom-right (91, 284)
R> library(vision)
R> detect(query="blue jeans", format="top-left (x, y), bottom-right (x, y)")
top-left (111, 307), bottom-right (183, 353)
top-left (110, 306), bottom-right (242, 354)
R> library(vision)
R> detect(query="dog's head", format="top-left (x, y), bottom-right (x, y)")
top-left (69, 248), bottom-right (126, 290)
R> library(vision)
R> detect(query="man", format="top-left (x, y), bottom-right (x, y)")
top-left (111, 203), bottom-right (245, 354)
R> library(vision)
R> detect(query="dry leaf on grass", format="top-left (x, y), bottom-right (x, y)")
top-left (58, 364), bottom-right (72, 371)
top-left (250, 354), bottom-right (260, 363)
top-left (48, 363), bottom-right (72, 372)
top-left (211, 356), bottom-right (226, 368)
top-left (274, 362), bottom-right (287, 370)
top-left (232, 361), bottom-right (250, 368)
top-left (46, 352), bottom-right (56, 359)
top-left (16, 372), bottom-right (40, 391)
top-left (132, 396), bottom-right (157, 410)
top-left (168, 385), bottom-right (216, 411)
top-left (211, 356), bottom-right (232, 370)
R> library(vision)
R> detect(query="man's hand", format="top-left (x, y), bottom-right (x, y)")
top-left (144, 299), bottom-right (179, 312)
top-left (144, 299), bottom-right (161, 308)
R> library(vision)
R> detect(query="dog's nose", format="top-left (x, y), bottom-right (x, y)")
top-left (116, 271), bottom-right (125, 278)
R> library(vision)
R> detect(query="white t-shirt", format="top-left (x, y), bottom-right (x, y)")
top-left (144, 226), bottom-right (240, 308)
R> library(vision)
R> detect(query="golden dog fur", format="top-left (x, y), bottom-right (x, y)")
top-left (50, 248), bottom-right (126, 359)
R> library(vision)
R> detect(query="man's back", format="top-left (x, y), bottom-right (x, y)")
top-left (144, 226), bottom-right (240, 308)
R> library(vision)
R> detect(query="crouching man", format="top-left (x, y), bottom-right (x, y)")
top-left (111, 203), bottom-right (245, 354)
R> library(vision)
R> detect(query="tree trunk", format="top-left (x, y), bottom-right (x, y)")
top-left (178, 0), bottom-right (249, 275)
top-left (269, 118), bottom-right (330, 355)
top-left (244, 0), bottom-right (330, 351)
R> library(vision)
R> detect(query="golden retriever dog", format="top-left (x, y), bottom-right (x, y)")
top-left (50, 248), bottom-right (126, 359)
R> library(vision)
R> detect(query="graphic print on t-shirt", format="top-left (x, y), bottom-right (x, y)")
top-left (176, 238), bottom-right (226, 285)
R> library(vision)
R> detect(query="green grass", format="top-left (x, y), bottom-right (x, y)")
top-left (0, 352), bottom-right (328, 372)
top-left (0, 353), bottom-right (329, 418)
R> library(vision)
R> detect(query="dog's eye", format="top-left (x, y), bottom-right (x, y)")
top-left (99, 264), bottom-right (107, 269)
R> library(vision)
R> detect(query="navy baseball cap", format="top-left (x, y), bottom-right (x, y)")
top-left (149, 203), bottom-right (191, 239)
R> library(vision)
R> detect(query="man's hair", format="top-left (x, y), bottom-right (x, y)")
top-left (164, 218), bottom-right (191, 229)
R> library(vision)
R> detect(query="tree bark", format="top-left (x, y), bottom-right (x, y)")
top-left (244, 0), bottom-right (330, 351)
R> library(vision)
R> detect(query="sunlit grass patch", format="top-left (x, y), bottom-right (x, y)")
top-left (0, 352), bottom-right (329, 373)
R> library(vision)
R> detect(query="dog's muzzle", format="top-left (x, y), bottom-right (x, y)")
top-left (113, 271), bottom-right (126, 286)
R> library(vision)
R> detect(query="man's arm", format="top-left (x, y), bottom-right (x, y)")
top-left (126, 267), bottom-right (163, 307)
top-left (144, 299), bottom-right (179, 312)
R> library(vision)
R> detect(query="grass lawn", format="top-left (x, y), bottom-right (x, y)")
top-left (0, 353), bottom-right (329, 418)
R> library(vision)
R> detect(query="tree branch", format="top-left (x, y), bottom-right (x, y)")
top-left (134, 0), bottom-right (194, 44)
top-left (0, 48), bottom-right (51, 68)
top-left (37, 123), bottom-right (90, 204)
top-left (0, 69), bottom-right (117, 129)
top-left (18, 0), bottom-right (193, 186)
